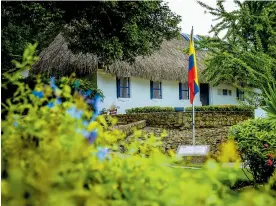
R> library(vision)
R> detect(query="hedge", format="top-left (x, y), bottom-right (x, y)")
top-left (126, 105), bottom-right (254, 114)
top-left (185, 105), bottom-right (254, 112)
top-left (126, 106), bottom-right (174, 114)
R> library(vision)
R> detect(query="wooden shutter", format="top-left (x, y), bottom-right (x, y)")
top-left (116, 77), bottom-right (120, 98)
top-left (150, 81), bottom-right (153, 99)
top-left (179, 83), bottom-right (182, 100)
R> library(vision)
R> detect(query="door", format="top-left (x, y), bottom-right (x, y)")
top-left (200, 84), bottom-right (209, 106)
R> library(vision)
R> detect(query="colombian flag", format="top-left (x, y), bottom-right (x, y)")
top-left (188, 27), bottom-right (199, 104)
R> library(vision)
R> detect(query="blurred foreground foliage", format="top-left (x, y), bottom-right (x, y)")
top-left (1, 44), bottom-right (276, 206)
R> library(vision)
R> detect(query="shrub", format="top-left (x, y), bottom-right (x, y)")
top-left (2, 44), bottom-right (276, 205)
top-left (126, 106), bottom-right (174, 114)
top-left (228, 118), bottom-right (276, 183)
top-left (185, 105), bottom-right (254, 113)
top-left (28, 73), bottom-right (104, 109)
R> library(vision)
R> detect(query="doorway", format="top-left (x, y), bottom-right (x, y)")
top-left (200, 83), bottom-right (209, 106)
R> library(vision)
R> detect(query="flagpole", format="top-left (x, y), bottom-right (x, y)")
top-left (192, 98), bottom-right (195, 146)
top-left (191, 26), bottom-right (195, 146)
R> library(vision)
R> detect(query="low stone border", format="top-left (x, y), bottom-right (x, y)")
top-left (113, 120), bottom-right (146, 136)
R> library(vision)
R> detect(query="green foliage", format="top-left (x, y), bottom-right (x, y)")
top-left (197, 1), bottom-right (276, 102)
top-left (2, 70), bottom-right (103, 118)
top-left (2, 44), bottom-right (276, 206)
top-left (1, 1), bottom-right (181, 71)
top-left (185, 105), bottom-right (254, 113)
top-left (263, 82), bottom-right (276, 126)
top-left (126, 106), bottom-right (174, 114)
top-left (1, 2), bottom-right (63, 72)
top-left (229, 119), bottom-right (276, 183)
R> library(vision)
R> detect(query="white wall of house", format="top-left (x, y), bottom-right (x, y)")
top-left (209, 83), bottom-right (240, 105)
top-left (97, 72), bottom-right (202, 114)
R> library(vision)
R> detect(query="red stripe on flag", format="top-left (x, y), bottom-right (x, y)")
top-left (188, 67), bottom-right (196, 104)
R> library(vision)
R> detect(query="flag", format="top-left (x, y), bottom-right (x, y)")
top-left (188, 27), bottom-right (199, 104)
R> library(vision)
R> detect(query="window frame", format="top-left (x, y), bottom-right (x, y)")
top-left (116, 77), bottom-right (130, 98)
top-left (150, 81), bottom-right (162, 99)
top-left (218, 89), bottom-right (232, 96)
top-left (179, 82), bottom-right (189, 100)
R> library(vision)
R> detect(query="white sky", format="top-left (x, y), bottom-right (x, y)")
top-left (167, 0), bottom-right (240, 36)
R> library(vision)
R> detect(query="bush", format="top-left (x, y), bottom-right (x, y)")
top-left (185, 105), bottom-right (254, 113)
top-left (2, 44), bottom-right (276, 205)
top-left (228, 118), bottom-right (276, 183)
top-left (27, 73), bottom-right (104, 109)
top-left (126, 106), bottom-right (174, 114)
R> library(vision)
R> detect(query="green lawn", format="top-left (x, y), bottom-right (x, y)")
top-left (169, 163), bottom-right (254, 188)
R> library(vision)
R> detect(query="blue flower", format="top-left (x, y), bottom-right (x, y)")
top-left (47, 98), bottom-right (62, 109)
top-left (87, 130), bottom-right (98, 144)
top-left (50, 77), bottom-right (58, 91)
top-left (86, 98), bottom-right (93, 105)
top-left (96, 147), bottom-right (110, 161)
top-left (91, 94), bottom-right (102, 121)
top-left (76, 128), bottom-right (90, 138)
top-left (56, 98), bottom-right (62, 105)
top-left (82, 120), bottom-right (89, 127)
top-left (85, 90), bottom-right (92, 96)
top-left (32, 90), bottom-right (44, 98)
top-left (14, 121), bottom-right (18, 127)
top-left (47, 101), bottom-right (55, 108)
top-left (66, 106), bottom-right (84, 119)
top-left (81, 90), bottom-right (93, 99)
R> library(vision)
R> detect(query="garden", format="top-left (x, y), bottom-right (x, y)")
top-left (2, 1), bottom-right (276, 205)
top-left (1, 43), bottom-right (276, 206)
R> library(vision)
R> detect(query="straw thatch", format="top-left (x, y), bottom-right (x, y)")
top-left (32, 34), bottom-right (98, 77)
top-left (32, 33), bottom-right (207, 82)
top-left (106, 37), bottom-right (207, 82)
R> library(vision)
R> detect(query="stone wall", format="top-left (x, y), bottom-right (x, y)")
top-left (115, 111), bottom-right (253, 129)
top-left (142, 126), bottom-right (230, 158)
top-left (112, 120), bottom-right (146, 136)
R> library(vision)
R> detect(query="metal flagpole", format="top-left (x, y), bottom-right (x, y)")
top-left (176, 26), bottom-right (209, 157)
top-left (191, 26), bottom-right (195, 146)
top-left (192, 99), bottom-right (195, 146)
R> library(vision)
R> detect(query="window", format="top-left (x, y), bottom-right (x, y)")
top-left (237, 88), bottom-right (245, 101)
top-left (150, 81), bottom-right (162, 99)
top-left (218, 89), bottom-right (232, 96)
top-left (179, 82), bottom-right (189, 100)
top-left (116, 77), bottom-right (130, 98)
top-left (228, 90), bottom-right (232, 96)
top-left (222, 89), bottom-right (228, 96)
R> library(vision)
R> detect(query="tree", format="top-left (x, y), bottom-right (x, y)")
top-left (1, 1), bottom-right (181, 72)
top-left (197, 0), bottom-right (276, 105)
top-left (1, 2), bottom-right (64, 72)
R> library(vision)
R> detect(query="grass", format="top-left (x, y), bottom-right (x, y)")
top-left (169, 162), bottom-right (254, 189)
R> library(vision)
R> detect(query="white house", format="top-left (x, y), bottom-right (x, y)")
top-left (97, 72), bottom-right (246, 114)
top-left (95, 33), bottom-right (245, 114)
top-left (32, 33), bottom-right (250, 115)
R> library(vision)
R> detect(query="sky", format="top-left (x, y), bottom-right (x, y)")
top-left (166, 0), bottom-right (240, 36)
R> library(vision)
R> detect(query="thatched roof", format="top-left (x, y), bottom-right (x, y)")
top-left (32, 34), bottom-right (98, 77)
top-left (32, 33), bottom-right (208, 82)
